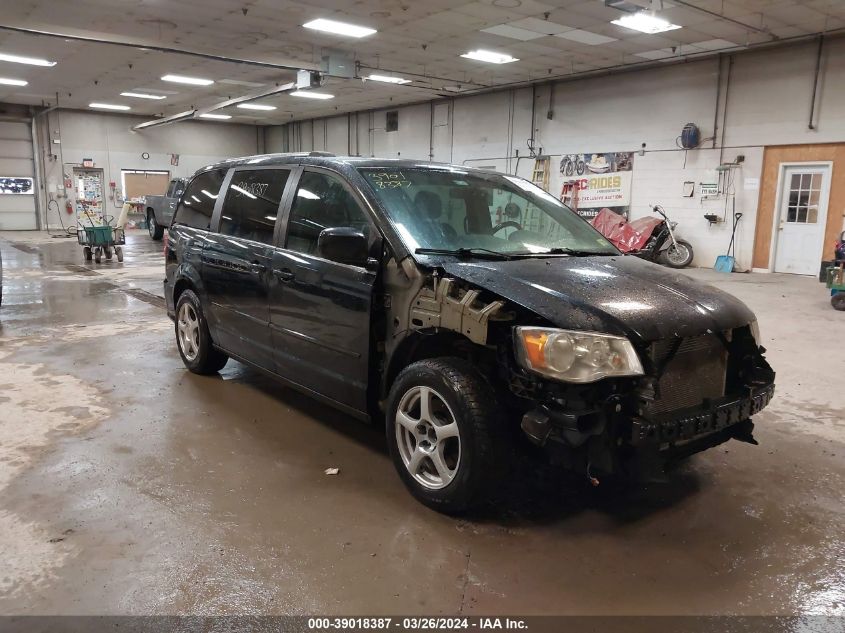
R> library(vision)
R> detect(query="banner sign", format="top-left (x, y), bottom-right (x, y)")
top-left (559, 152), bottom-right (634, 218)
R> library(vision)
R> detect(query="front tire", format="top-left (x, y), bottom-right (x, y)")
top-left (663, 239), bottom-right (694, 268)
top-left (148, 210), bottom-right (164, 241)
top-left (175, 289), bottom-right (228, 374)
top-left (832, 292), bottom-right (845, 311)
top-left (386, 357), bottom-right (504, 514)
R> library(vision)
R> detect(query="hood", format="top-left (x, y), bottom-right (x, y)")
top-left (439, 255), bottom-right (756, 344)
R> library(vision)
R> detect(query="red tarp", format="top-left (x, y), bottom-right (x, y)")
top-left (590, 208), bottom-right (662, 252)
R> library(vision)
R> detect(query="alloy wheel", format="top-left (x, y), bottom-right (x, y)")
top-left (395, 386), bottom-right (461, 490)
top-left (177, 302), bottom-right (200, 362)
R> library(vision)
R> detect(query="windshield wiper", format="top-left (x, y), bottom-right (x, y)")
top-left (415, 247), bottom-right (514, 260)
top-left (524, 247), bottom-right (615, 257)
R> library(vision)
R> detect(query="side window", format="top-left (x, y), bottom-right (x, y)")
top-left (219, 169), bottom-right (289, 245)
top-left (286, 171), bottom-right (370, 256)
top-left (172, 170), bottom-right (225, 230)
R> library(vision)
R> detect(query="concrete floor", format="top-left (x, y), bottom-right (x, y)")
top-left (0, 230), bottom-right (843, 616)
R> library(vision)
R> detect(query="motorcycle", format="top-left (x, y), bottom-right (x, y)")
top-left (590, 205), bottom-right (695, 268)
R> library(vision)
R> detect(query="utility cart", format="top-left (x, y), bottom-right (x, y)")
top-left (827, 263), bottom-right (845, 311)
top-left (77, 213), bottom-right (125, 263)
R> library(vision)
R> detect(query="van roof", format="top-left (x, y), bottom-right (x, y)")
top-left (198, 152), bottom-right (493, 175)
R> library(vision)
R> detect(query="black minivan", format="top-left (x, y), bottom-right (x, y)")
top-left (164, 153), bottom-right (775, 512)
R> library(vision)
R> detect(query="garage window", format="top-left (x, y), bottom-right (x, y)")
top-left (172, 169), bottom-right (226, 230)
top-left (386, 110), bottom-right (399, 132)
top-left (219, 169), bottom-right (290, 245)
top-left (121, 170), bottom-right (170, 200)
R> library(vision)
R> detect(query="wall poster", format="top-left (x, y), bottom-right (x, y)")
top-left (559, 152), bottom-right (634, 218)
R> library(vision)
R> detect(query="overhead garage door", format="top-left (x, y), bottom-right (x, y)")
top-left (0, 120), bottom-right (37, 230)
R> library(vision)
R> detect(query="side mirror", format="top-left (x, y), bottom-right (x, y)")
top-left (318, 227), bottom-right (368, 266)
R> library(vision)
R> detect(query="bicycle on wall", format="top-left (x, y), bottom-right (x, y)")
top-left (559, 154), bottom-right (586, 177)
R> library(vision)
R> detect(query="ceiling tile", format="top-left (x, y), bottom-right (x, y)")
top-left (508, 16), bottom-right (574, 34)
top-left (481, 24), bottom-right (547, 40)
top-left (555, 29), bottom-right (618, 45)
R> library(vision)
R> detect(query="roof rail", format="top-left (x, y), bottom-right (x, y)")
top-left (308, 151), bottom-right (335, 157)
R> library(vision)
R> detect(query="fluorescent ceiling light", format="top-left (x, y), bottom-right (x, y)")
top-left (303, 18), bottom-right (376, 38)
top-left (236, 103), bottom-right (277, 110)
top-left (289, 91), bottom-right (334, 100)
top-left (89, 102), bottom-right (130, 110)
top-left (0, 77), bottom-right (28, 86)
top-left (0, 52), bottom-right (56, 67)
top-left (460, 50), bottom-right (519, 64)
top-left (220, 79), bottom-right (266, 88)
top-left (612, 12), bottom-right (681, 34)
top-left (199, 113), bottom-right (231, 119)
top-left (161, 74), bottom-right (214, 86)
top-left (366, 74), bottom-right (411, 84)
top-left (121, 91), bottom-right (166, 100)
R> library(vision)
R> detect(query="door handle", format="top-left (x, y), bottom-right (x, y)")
top-left (251, 262), bottom-right (267, 274)
top-left (274, 268), bottom-right (295, 282)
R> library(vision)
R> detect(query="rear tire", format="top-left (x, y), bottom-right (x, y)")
top-left (386, 357), bottom-right (504, 514)
top-left (175, 289), bottom-right (228, 374)
top-left (148, 210), bottom-right (164, 241)
top-left (83, 246), bottom-right (92, 261)
top-left (663, 239), bottom-right (694, 268)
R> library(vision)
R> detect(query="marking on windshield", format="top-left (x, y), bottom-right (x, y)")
top-left (370, 171), bottom-right (411, 189)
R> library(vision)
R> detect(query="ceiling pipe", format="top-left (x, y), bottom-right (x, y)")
top-left (194, 81), bottom-right (297, 116)
top-left (134, 80), bottom-right (301, 130)
top-left (133, 109), bottom-right (196, 131)
top-left (808, 35), bottom-right (824, 130)
top-left (0, 24), bottom-right (315, 71)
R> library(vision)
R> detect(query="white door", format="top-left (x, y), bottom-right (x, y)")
top-left (0, 120), bottom-right (37, 230)
top-left (773, 164), bottom-right (831, 275)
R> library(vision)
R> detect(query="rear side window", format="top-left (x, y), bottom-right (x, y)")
top-left (219, 169), bottom-right (289, 245)
top-left (172, 169), bottom-right (226, 230)
top-left (286, 171), bottom-right (370, 256)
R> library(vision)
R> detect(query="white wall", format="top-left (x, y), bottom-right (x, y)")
top-left (266, 36), bottom-right (845, 271)
top-left (37, 109), bottom-right (259, 229)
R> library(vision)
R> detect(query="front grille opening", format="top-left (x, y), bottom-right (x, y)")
top-left (646, 332), bottom-right (729, 416)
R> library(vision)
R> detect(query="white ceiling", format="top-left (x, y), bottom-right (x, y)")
top-left (0, 0), bottom-right (843, 125)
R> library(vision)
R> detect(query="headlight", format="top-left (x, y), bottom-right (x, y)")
top-left (513, 327), bottom-right (644, 384)
top-left (749, 320), bottom-right (761, 346)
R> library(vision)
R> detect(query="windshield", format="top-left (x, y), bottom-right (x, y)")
top-left (359, 167), bottom-right (617, 257)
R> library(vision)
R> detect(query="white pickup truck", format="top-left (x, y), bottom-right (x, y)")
top-left (144, 177), bottom-right (186, 240)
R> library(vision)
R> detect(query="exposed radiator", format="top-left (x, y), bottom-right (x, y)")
top-left (647, 333), bottom-right (728, 416)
